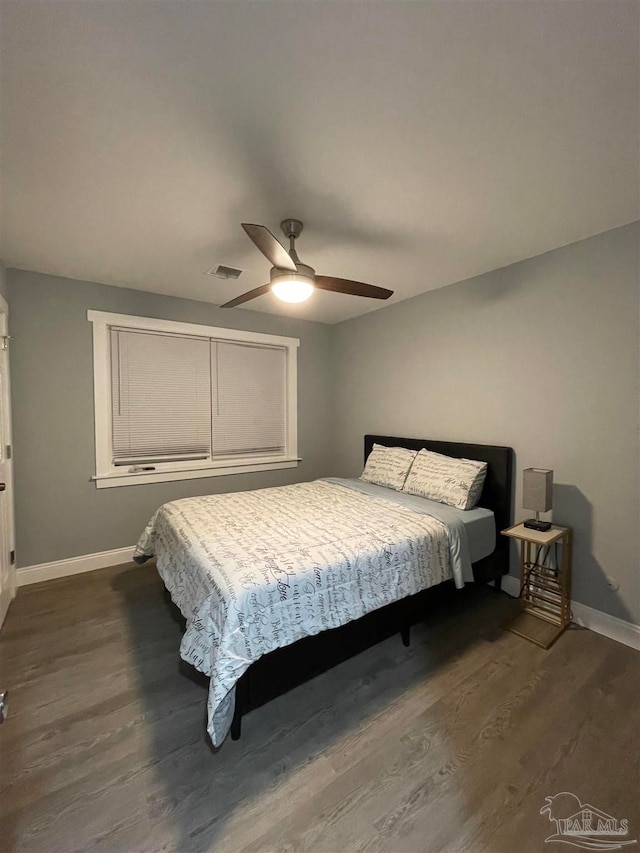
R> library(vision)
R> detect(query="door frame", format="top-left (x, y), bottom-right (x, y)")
top-left (0, 294), bottom-right (16, 630)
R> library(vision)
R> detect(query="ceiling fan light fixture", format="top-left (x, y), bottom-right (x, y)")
top-left (271, 274), bottom-right (314, 304)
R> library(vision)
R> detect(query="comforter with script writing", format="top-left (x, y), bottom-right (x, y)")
top-left (134, 478), bottom-right (460, 745)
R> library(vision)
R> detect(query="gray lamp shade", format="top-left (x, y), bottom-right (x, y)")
top-left (523, 468), bottom-right (553, 512)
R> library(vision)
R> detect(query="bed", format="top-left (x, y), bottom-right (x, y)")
top-left (135, 435), bottom-right (513, 745)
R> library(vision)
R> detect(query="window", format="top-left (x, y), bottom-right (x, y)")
top-left (89, 311), bottom-right (299, 487)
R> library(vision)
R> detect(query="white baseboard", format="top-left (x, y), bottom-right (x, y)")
top-left (17, 546), bottom-right (136, 587)
top-left (501, 574), bottom-right (640, 651)
top-left (569, 602), bottom-right (640, 652)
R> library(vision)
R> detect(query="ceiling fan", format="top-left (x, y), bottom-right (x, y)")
top-left (221, 219), bottom-right (394, 308)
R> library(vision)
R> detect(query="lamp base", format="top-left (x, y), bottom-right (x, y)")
top-left (523, 518), bottom-right (552, 532)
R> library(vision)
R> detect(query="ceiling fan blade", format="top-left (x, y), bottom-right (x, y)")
top-left (314, 276), bottom-right (393, 300)
top-left (220, 283), bottom-right (272, 308)
top-left (242, 223), bottom-right (297, 272)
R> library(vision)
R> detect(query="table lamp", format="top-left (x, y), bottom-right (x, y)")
top-left (523, 468), bottom-right (553, 532)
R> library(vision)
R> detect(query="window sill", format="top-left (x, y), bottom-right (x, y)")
top-left (93, 458), bottom-right (301, 488)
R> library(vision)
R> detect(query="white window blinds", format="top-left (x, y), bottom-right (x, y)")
top-left (111, 329), bottom-right (212, 464)
top-left (110, 329), bottom-right (287, 465)
top-left (212, 342), bottom-right (286, 456)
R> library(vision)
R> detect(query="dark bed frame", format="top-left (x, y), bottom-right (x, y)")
top-left (196, 435), bottom-right (512, 741)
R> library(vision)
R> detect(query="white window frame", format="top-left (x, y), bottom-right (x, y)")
top-left (88, 310), bottom-right (300, 488)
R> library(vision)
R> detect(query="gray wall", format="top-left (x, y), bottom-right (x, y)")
top-left (7, 269), bottom-right (335, 566)
top-left (332, 223), bottom-right (639, 624)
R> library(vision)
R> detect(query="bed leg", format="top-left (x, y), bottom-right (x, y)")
top-left (493, 576), bottom-right (503, 592)
top-left (231, 674), bottom-right (248, 741)
top-left (230, 703), bottom-right (242, 741)
top-left (401, 625), bottom-right (411, 647)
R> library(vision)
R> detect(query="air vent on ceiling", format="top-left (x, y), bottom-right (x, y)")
top-left (206, 264), bottom-right (243, 280)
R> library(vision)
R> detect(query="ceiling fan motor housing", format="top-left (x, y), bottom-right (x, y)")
top-left (280, 219), bottom-right (304, 240)
top-left (270, 261), bottom-right (315, 282)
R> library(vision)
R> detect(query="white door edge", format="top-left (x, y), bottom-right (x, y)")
top-left (0, 294), bottom-right (16, 630)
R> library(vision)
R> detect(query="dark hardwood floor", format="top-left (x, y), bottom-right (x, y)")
top-left (0, 563), bottom-right (638, 853)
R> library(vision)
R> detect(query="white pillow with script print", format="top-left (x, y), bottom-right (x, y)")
top-left (361, 444), bottom-right (417, 491)
top-left (403, 449), bottom-right (487, 510)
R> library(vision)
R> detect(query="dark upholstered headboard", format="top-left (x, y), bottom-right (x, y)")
top-left (364, 435), bottom-right (514, 582)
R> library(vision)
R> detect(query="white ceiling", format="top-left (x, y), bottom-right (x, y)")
top-left (1, 1), bottom-right (638, 324)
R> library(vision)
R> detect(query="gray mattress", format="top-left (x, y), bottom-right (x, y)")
top-left (326, 478), bottom-right (496, 565)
